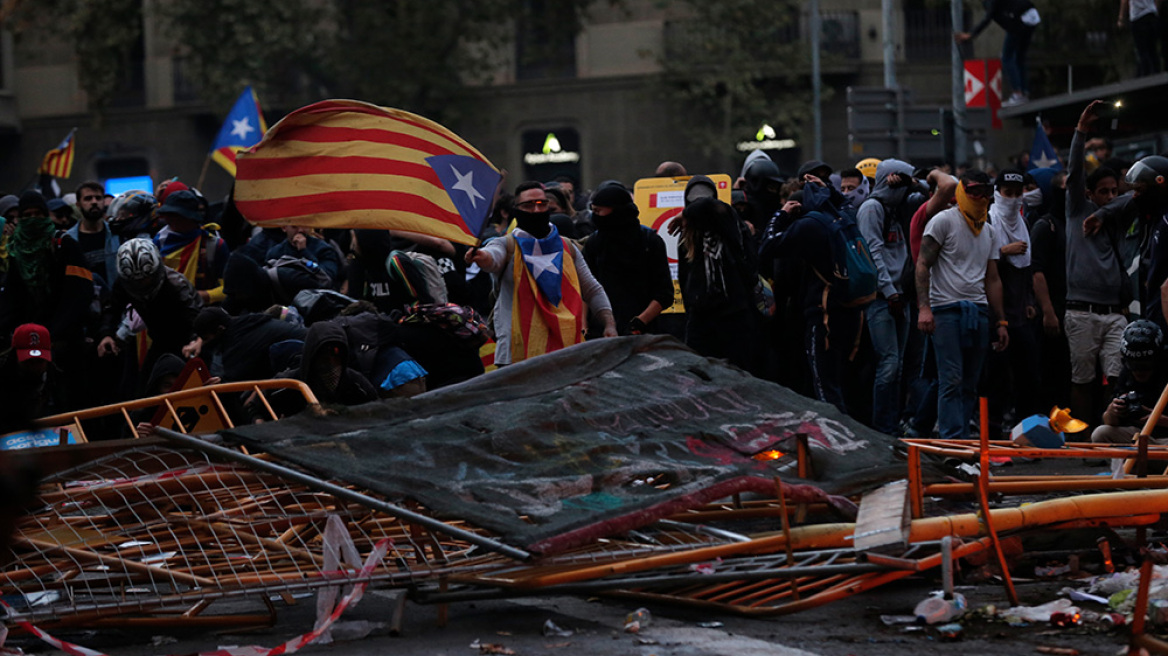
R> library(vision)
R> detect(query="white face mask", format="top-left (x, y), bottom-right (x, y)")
top-left (1022, 188), bottom-right (1043, 207)
top-left (993, 189), bottom-right (1024, 218)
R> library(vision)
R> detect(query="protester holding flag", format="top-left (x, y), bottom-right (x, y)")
top-left (466, 182), bottom-right (615, 365)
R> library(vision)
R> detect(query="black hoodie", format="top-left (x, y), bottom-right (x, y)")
top-left (282, 320), bottom-right (377, 406)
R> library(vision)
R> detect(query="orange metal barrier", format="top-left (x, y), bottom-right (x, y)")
top-left (21, 379), bottom-right (320, 444)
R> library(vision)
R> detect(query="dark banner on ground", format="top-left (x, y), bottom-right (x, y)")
top-left (224, 336), bottom-right (906, 554)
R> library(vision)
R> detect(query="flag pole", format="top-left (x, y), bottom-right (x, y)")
top-left (196, 154), bottom-right (211, 191)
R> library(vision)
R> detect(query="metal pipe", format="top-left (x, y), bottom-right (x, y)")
top-left (810, 0), bottom-right (823, 161)
top-left (153, 427), bottom-right (532, 562)
top-left (951, 0), bottom-right (967, 165)
top-left (883, 0), bottom-right (897, 88)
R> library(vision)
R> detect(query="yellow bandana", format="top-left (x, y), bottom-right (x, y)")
top-left (955, 182), bottom-right (990, 236)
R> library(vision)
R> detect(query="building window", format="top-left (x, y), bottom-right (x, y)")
top-left (515, 0), bottom-right (576, 81)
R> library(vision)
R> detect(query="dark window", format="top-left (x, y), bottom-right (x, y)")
top-left (108, 17), bottom-right (146, 108)
top-left (515, 0), bottom-right (576, 81)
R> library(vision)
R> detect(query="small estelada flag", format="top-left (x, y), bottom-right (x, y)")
top-left (210, 86), bottom-right (267, 177)
top-left (38, 128), bottom-right (76, 179)
top-left (234, 100), bottom-right (502, 246)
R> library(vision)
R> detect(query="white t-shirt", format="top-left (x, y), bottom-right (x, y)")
top-left (1131, 0), bottom-right (1158, 21)
top-left (923, 206), bottom-right (998, 307)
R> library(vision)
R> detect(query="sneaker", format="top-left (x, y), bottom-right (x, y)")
top-left (1001, 93), bottom-right (1028, 107)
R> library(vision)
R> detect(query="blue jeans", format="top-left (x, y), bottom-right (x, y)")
top-left (931, 303), bottom-right (989, 440)
top-left (867, 298), bottom-right (910, 434)
top-left (1002, 27), bottom-right (1034, 96)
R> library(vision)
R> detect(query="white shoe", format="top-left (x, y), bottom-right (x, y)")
top-left (1001, 93), bottom-right (1028, 107)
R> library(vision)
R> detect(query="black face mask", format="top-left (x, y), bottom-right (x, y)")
top-left (512, 207), bottom-right (550, 237)
top-left (593, 203), bottom-right (640, 233)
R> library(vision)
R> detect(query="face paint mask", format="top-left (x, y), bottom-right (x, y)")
top-left (1022, 188), bottom-right (1043, 208)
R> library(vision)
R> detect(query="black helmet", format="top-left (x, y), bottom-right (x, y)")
top-left (109, 191), bottom-right (159, 238)
top-left (1125, 155), bottom-right (1168, 192)
top-left (1121, 319), bottom-right (1163, 362)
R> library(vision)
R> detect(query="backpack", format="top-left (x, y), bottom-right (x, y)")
top-left (266, 255), bottom-right (335, 304)
top-left (400, 302), bottom-right (492, 347)
top-left (809, 210), bottom-right (878, 307)
top-left (385, 250), bottom-right (448, 306)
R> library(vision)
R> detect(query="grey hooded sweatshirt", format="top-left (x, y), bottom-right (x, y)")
top-left (856, 158), bottom-right (915, 299)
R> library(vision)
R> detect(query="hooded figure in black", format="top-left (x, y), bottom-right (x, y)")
top-left (677, 191), bottom-right (762, 374)
top-left (280, 320), bottom-right (378, 407)
top-left (740, 156), bottom-right (786, 234)
top-left (582, 184), bottom-right (674, 335)
top-left (758, 181), bottom-right (865, 414)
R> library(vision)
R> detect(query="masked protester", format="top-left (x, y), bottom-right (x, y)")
top-left (97, 238), bottom-right (203, 394)
top-left (915, 170), bottom-right (1010, 439)
top-left (0, 191), bottom-right (94, 410)
top-left (582, 184), bottom-right (673, 336)
top-left (985, 168), bottom-right (1042, 433)
top-left (466, 181), bottom-right (616, 365)
top-left (741, 156), bottom-right (786, 233)
top-left (678, 193), bottom-right (763, 375)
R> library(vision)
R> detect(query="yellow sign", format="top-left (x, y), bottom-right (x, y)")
top-left (632, 175), bottom-right (733, 313)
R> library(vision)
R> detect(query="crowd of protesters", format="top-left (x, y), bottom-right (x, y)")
top-left (1, 99), bottom-right (1166, 448)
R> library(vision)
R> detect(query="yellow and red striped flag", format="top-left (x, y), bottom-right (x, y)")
top-left (235, 100), bottom-right (502, 246)
top-left (38, 128), bottom-right (76, 179)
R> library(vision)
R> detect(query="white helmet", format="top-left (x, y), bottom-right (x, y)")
top-left (117, 238), bottom-right (163, 292)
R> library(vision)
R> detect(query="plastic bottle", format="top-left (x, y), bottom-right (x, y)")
top-left (624, 608), bottom-right (651, 633)
top-left (913, 592), bottom-right (967, 625)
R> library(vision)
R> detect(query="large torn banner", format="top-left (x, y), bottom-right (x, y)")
top-left (223, 336), bottom-right (907, 554)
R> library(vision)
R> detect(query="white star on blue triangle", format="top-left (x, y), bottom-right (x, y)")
top-left (516, 227), bottom-right (565, 306)
top-left (428, 154), bottom-right (502, 238)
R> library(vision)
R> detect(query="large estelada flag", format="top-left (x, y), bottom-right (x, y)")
top-left (509, 228), bottom-right (585, 362)
top-left (38, 128), bottom-right (76, 179)
top-left (210, 86), bottom-right (267, 177)
top-left (235, 100), bottom-right (502, 246)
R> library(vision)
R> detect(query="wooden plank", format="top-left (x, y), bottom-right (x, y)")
top-left (852, 480), bottom-right (910, 554)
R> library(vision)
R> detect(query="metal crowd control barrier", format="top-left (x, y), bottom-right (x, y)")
top-left (22, 379), bottom-right (321, 444)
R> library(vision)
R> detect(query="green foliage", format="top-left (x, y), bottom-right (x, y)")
top-left (157, 0), bottom-right (328, 112)
top-left (655, 0), bottom-right (813, 163)
top-left (6, 0), bottom-right (604, 121)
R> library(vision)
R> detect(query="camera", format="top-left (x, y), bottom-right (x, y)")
top-left (1116, 390), bottom-right (1142, 419)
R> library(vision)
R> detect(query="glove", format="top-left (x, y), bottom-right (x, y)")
top-left (627, 317), bottom-right (648, 335)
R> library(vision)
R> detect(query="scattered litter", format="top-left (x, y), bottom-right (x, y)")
top-left (1150, 599), bottom-right (1168, 625)
top-left (935, 622), bottom-right (963, 641)
top-left (328, 620), bottom-right (384, 641)
top-left (542, 619), bottom-right (573, 637)
top-left (689, 558), bottom-right (722, 575)
top-left (1034, 647), bottom-right (1079, 655)
top-left (999, 599), bottom-right (1079, 624)
top-left (1049, 611), bottom-right (1081, 627)
top-left (624, 607), bottom-right (651, 633)
top-left (695, 621), bottom-right (723, 628)
top-left (150, 636), bottom-right (177, 646)
top-left (880, 615), bottom-right (918, 626)
top-left (1063, 589), bottom-right (1108, 605)
top-left (913, 592), bottom-right (966, 624)
top-left (470, 641), bottom-right (515, 655)
top-left (634, 637), bottom-right (658, 645)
